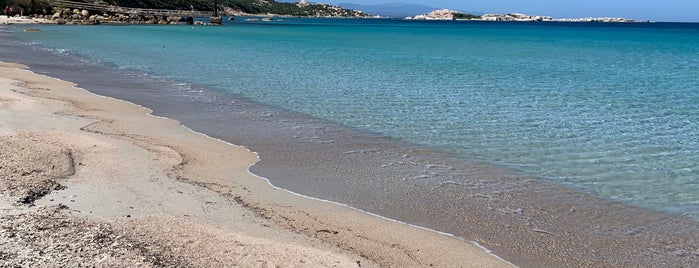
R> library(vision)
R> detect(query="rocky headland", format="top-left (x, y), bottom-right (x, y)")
top-left (1, 0), bottom-right (372, 25)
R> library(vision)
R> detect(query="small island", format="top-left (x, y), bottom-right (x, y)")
top-left (405, 9), bottom-right (649, 23)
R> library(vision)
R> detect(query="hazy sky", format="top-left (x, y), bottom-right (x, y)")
top-left (312, 0), bottom-right (699, 22)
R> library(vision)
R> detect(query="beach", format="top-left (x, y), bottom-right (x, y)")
top-left (0, 16), bottom-right (51, 25)
top-left (2, 20), bottom-right (699, 267)
top-left (0, 61), bottom-right (512, 266)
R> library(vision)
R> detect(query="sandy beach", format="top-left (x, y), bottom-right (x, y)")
top-left (3, 19), bottom-right (699, 267)
top-left (0, 60), bottom-right (512, 266)
top-left (0, 16), bottom-right (51, 25)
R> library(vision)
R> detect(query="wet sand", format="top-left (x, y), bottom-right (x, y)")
top-left (2, 24), bottom-right (699, 267)
top-left (0, 58), bottom-right (510, 266)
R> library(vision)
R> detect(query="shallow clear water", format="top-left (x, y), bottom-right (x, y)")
top-left (13, 19), bottom-right (699, 219)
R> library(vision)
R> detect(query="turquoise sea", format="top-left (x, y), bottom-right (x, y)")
top-left (12, 19), bottom-right (699, 220)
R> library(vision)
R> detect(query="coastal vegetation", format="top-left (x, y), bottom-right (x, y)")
top-left (453, 13), bottom-right (481, 20)
top-left (108, 0), bottom-right (365, 16)
top-left (4, 0), bottom-right (368, 17)
top-left (3, 0), bottom-right (53, 15)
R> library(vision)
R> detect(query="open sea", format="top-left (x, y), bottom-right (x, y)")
top-left (4, 18), bottom-right (699, 265)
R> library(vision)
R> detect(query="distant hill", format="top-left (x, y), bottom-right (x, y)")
top-left (93, 0), bottom-right (369, 17)
top-left (338, 2), bottom-right (438, 18)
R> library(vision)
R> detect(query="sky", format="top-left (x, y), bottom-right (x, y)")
top-left (309, 0), bottom-right (699, 22)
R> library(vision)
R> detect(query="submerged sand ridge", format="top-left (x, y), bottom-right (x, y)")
top-left (0, 61), bottom-right (510, 266)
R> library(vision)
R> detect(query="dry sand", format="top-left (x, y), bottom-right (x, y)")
top-left (0, 61), bottom-right (511, 267)
top-left (0, 16), bottom-right (51, 25)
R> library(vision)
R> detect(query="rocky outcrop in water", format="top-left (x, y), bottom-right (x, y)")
top-left (406, 9), bottom-right (646, 23)
top-left (478, 13), bottom-right (553, 22)
top-left (405, 9), bottom-right (460, 20)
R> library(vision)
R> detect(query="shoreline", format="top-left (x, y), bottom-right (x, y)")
top-left (0, 16), bottom-right (51, 25)
top-left (0, 14), bottom-right (688, 26)
top-left (0, 60), bottom-right (510, 266)
top-left (3, 24), bottom-right (699, 267)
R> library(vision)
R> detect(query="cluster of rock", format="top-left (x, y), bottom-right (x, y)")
top-left (480, 13), bottom-right (643, 22)
top-left (406, 10), bottom-right (553, 21)
top-left (405, 9), bottom-right (459, 20)
top-left (307, 3), bottom-right (371, 18)
top-left (479, 13), bottom-right (553, 22)
top-left (406, 9), bottom-right (645, 23)
top-left (31, 8), bottom-right (187, 25)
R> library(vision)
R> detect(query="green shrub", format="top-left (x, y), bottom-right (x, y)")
top-left (454, 13), bottom-right (481, 20)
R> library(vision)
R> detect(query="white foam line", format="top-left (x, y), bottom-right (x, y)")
top-left (246, 158), bottom-right (518, 267)
top-left (17, 66), bottom-right (518, 268)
